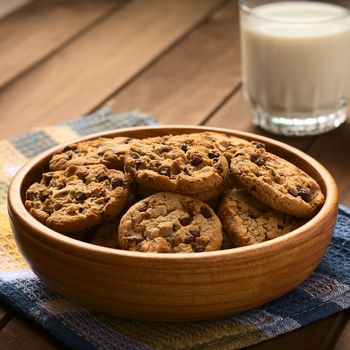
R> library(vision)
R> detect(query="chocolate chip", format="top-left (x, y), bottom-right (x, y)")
top-left (135, 159), bottom-right (142, 169)
top-left (183, 167), bottom-right (191, 175)
top-left (39, 191), bottom-right (51, 202)
top-left (172, 223), bottom-right (180, 232)
top-left (44, 208), bottom-right (53, 215)
top-left (277, 222), bottom-right (285, 229)
top-left (234, 152), bottom-right (245, 157)
top-left (298, 187), bottom-right (313, 202)
top-left (181, 145), bottom-right (188, 153)
top-left (67, 153), bottom-right (73, 161)
top-left (179, 216), bottom-right (192, 226)
top-left (189, 229), bottom-right (200, 237)
top-left (56, 182), bottom-right (66, 190)
top-left (161, 146), bottom-right (172, 153)
top-left (184, 235), bottom-right (195, 244)
top-left (208, 150), bottom-right (220, 159)
top-left (192, 243), bottom-right (205, 252)
top-left (98, 189), bottom-right (106, 197)
top-left (159, 166), bottom-right (171, 177)
top-left (250, 154), bottom-right (266, 166)
top-left (124, 138), bottom-right (133, 144)
top-left (75, 192), bottom-right (86, 201)
top-left (111, 179), bottom-right (123, 188)
top-left (97, 151), bottom-right (105, 157)
top-left (26, 192), bottom-right (36, 201)
top-left (251, 141), bottom-right (266, 149)
top-left (63, 145), bottom-right (77, 152)
top-left (43, 174), bottom-right (53, 186)
top-left (214, 163), bottom-right (223, 173)
top-left (81, 172), bottom-right (88, 183)
top-left (138, 203), bottom-right (148, 212)
top-left (288, 188), bottom-right (298, 197)
top-left (97, 174), bottom-right (109, 182)
top-left (200, 206), bottom-right (212, 219)
top-left (167, 237), bottom-right (178, 247)
top-left (190, 156), bottom-right (202, 166)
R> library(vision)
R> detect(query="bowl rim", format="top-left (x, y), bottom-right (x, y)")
top-left (8, 125), bottom-right (338, 262)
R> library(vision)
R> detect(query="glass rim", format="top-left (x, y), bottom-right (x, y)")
top-left (239, 1), bottom-right (350, 24)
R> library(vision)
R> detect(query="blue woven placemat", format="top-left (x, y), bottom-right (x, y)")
top-left (0, 109), bottom-right (349, 350)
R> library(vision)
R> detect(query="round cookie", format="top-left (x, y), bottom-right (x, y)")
top-left (25, 164), bottom-right (130, 233)
top-left (230, 147), bottom-right (325, 217)
top-left (91, 222), bottom-right (119, 249)
top-left (218, 189), bottom-right (305, 247)
top-left (50, 137), bottom-right (134, 171)
top-left (118, 192), bottom-right (223, 253)
top-left (124, 133), bottom-right (229, 196)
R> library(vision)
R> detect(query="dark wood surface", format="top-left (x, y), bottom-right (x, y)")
top-left (0, 0), bottom-right (349, 349)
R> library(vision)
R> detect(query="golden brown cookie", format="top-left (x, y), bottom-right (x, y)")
top-left (118, 192), bottom-right (223, 253)
top-left (124, 133), bottom-right (229, 196)
top-left (218, 189), bottom-right (305, 246)
top-left (25, 165), bottom-right (130, 233)
top-left (50, 137), bottom-right (134, 171)
top-left (230, 147), bottom-right (325, 217)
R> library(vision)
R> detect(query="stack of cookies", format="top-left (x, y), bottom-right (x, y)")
top-left (25, 132), bottom-right (325, 253)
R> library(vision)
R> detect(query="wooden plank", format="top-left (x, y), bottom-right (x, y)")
top-left (0, 0), bottom-right (223, 139)
top-left (335, 312), bottom-right (350, 350)
top-left (0, 0), bottom-right (121, 88)
top-left (248, 313), bottom-right (348, 350)
top-left (206, 88), bottom-right (314, 151)
top-left (0, 302), bottom-right (13, 329)
top-left (105, 0), bottom-right (240, 126)
top-left (0, 0), bottom-right (32, 20)
top-left (304, 122), bottom-right (350, 207)
top-left (0, 314), bottom-right (64, 350)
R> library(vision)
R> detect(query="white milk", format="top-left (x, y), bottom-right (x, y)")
top-left (240, 1), bottom-right (350, 117)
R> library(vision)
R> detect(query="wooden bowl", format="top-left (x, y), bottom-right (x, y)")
top-left (7, 126), bottom-right (338, 321)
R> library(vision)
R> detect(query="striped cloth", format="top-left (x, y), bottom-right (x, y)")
top-left (0, 109), bottom-right (349, 350)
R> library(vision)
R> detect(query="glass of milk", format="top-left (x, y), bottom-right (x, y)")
top-left (239, 0), bottom-right (350, 136)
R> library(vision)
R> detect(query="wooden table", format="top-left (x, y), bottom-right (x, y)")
top-left (0, 0), bottom-right (349, 349)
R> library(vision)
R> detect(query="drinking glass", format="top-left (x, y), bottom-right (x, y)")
top-left (239, 0), bottom-right (350, 136)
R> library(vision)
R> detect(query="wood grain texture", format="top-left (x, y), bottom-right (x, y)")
top-left (0, 0), bottom-right (120, 88)
top-left (0, 0), bottom-right (32, 20)
top-left (0, 314), bottom-right (64, 349)
top-left (0, 0), bottom-right (222, 139)
top-left (0, 302), bottom-right (13, 329)
top-left (250, 313), bottom-right (349, 350)
top-left (105, 0), bottom-right (241, 125)
top-left (335, 312), bottom-right (350, 350)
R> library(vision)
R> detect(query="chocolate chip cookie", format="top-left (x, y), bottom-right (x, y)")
top-left (124, 133), bottom-right (229, 196)
top-left (218, 189), bottom-right (305, 246)
top-left (230, 147), bottom-right (325, 217)
top-left (50, 137), bottom-right (133, 171)
top-left (25, 165), bottom-right (130, 233)
top-left (118, 192), bottom-right (223, 253)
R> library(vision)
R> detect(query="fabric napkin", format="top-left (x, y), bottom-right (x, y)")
top-left (0, 109), bottom-right (349, 350)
